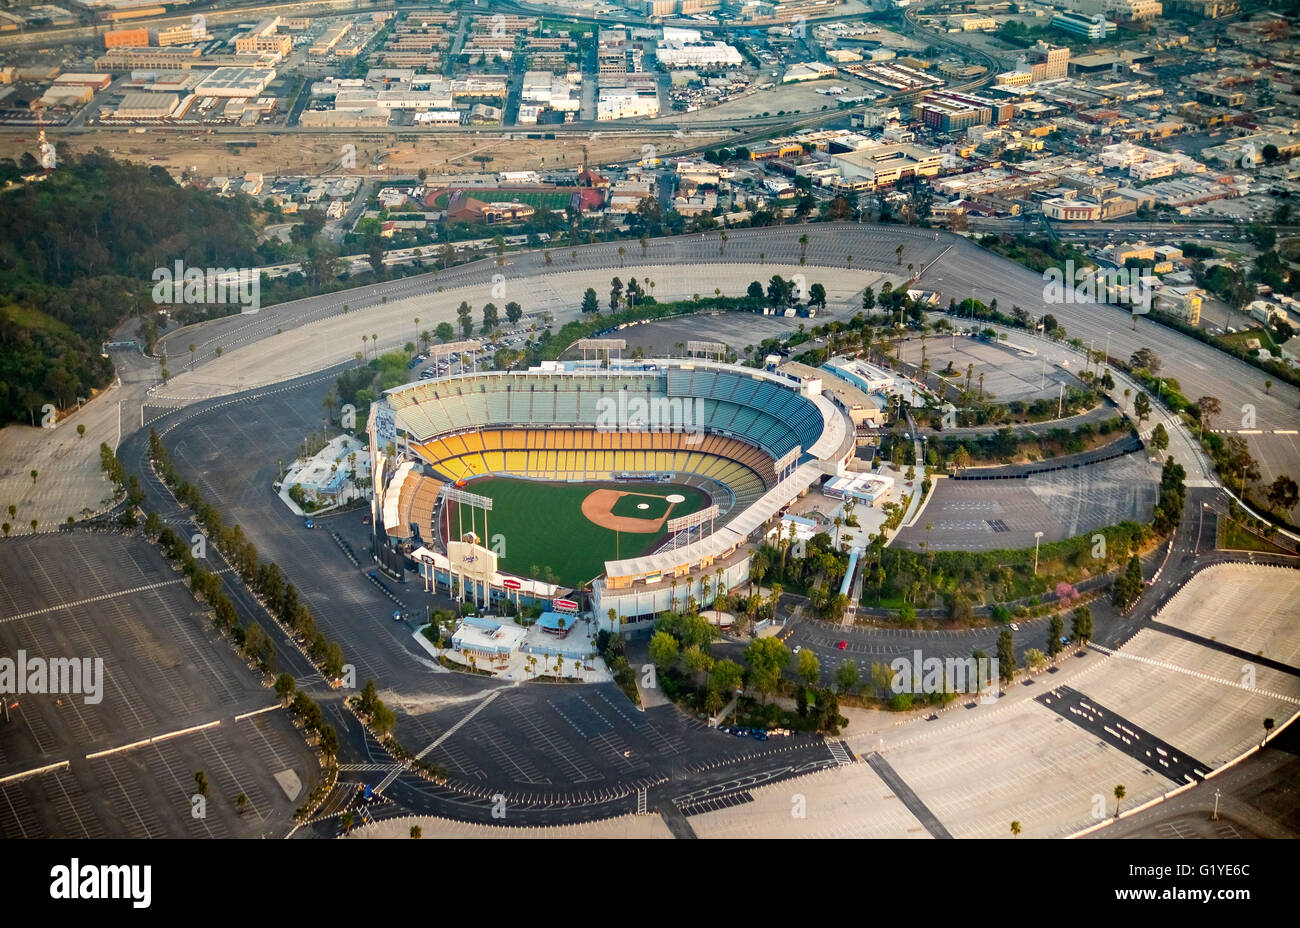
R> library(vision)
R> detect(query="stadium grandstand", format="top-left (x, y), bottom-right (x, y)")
top-left (369, 359), bottom-right (855, 631)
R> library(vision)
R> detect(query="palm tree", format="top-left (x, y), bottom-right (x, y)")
top-left (235, 793), bottom-right (249, 814)
top-left (1263, 717), bottom-right (1275, 747)
top-left (410, 825), bottom-right (422, 838)
top-left (1113, 784), bottom-right (1126, 816)
top-left (188, 343), bottom-right (196, 370)
top-left (1010, 820), bottom-right (1021, 837)
top-left (799, 233), bottom-right (808, 261)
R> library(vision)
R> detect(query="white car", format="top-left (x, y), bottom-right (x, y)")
top-left (792, 645), bottom-right (801, 654)
top-left (1009, 623), bottom-right (1020, 631)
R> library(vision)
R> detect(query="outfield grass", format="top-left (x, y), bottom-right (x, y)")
top-left (452, 478), bottom-right (709, 588)
top-left (430, 189), bottom-right (570, 212)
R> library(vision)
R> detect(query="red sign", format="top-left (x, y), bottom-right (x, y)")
top-left (553, 598), bottom-right (578, 611)
top-left (502, 577), bottom-right (522, 590)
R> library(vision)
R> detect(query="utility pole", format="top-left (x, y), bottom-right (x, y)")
top-left (1058, 382), bottom-right (1065, 419)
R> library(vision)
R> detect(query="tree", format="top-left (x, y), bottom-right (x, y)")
top-left (435, 321), bottom-right (454, 343)
top-left (581, 287), bottom-right (599, 315)
top-left (1265, 475), bottom-right (1299, 514)
top-left (274, 673), bottom-right (296, 705)
top-left (833, 660), bottom-right (859, 693)
top-left (1129, 347), bottom-right (1160, 374)
top-left (648, 630), bottom-right (679, 669)
top-left (1113, 784), bottom-right (1126, 816)
top-left (996, 629), bottom-right (1015, 683)
top-left (457, 301), bottom-right (473, 337)
top-left (1047, 614), bottom-right (1063, 658)
top-left (410, 825), bottom-right (422, 839)
top-left (235, 794), bottom-right (249, 815)
top-left (193, 771), bottom-right (209, 797)
top-left (505, 301), bottom-right (522, 325)
top-left (796, 648), bottom-right (821, 686)
top-left (481, 302), bottom-right (499, 333)
top-left (1150, 422), bottom-right (1168, 459)
top-left (709, 658), bottom-right (744, 694)
top-left (1263, 717), bottom-right (1275, 747)
top-left (1071, 604), bottom-right (1093, 645)
top-left (1133, 391), bottom-right (1151, 427)
top-left (1196, 395), bottom-right (1221, 436)
top-left (1010, 820), bottom-right (1021, 837)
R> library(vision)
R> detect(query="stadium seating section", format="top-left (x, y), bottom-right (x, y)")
top-left (391, 368), bottom-right (824, 517)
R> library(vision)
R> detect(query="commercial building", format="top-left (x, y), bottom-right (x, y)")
top-left (1022, 41), bottom-right (1070, 81)
top-left (111, 91), bottom-right (178, 119)
top-left (1051, 11), bottom-right (1116, 39)
top-left (309, 22), bottom-right (352, 56)
top-left (195, 67), bottom-right (277, 98)
top-left (821, 356), bottom-right (896, 394)
top-left (234, 17), bottom-right (291, 57)
top-left (597, 86), bottom-right (659, 120)
top-left (829, 142), bottom-right (942, 189)
top-left (598, 28), bottom-right (629, 75)
top-left (104, 26), bottom-right (148, 48)
top-left (1154, 285), bottom-right (1203, 325)
top-left (1042, 196), bottom-right (1103, 220)
top-left (156, 22), bottom-right (206, 46)
top-left (299, 106), bottom-right (389, 127)
top-left (916, 90), bottom-right (1013, 131)
top-left (1070, 0), bottom-right (1162, 18)
top-left (656, 27), bottom-right (744, 69)
top-left (95, 47), bottom-right (202, 71)
top-left (823, 472), bottom-right (894, 505)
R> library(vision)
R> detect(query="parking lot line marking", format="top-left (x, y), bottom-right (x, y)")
top-left (412, 689), bottom-right (502, 763)
top-left (0, 571), bottom-right (233, 625)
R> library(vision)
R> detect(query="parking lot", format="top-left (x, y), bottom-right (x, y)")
top-left (0, 532), bottom-right (318, 837)
top-left (911, 333), bottom-right (1077, 404)
top-left (895, 451), bottom-right (1159, 552)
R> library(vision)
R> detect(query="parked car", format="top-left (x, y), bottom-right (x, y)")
top-left (836, 640), bottom-right (848, 650)
top-left (751, 729), bottom-right (769, 741)
top-left (303, 518), bottom-right (314, 529)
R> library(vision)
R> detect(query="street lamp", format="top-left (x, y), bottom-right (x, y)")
top-left (1033, 531), bottom-right (1044, 576)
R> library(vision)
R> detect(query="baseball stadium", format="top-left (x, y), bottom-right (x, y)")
top-left (369, 358), bottom-right (855, 629)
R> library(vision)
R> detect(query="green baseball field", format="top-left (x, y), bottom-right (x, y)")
top-left (446, 478), bottom-right (710, 588)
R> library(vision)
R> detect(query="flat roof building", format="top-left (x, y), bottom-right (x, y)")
top-left (195, 67), bottom-right (277, 98)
